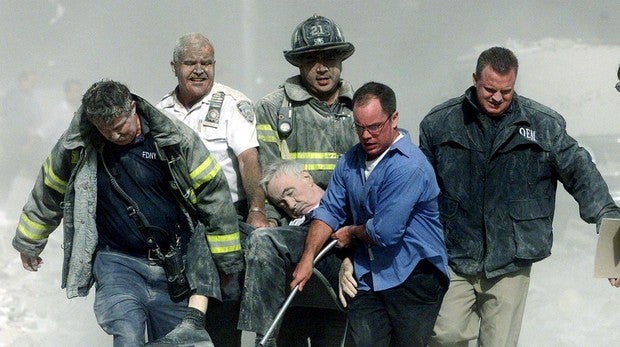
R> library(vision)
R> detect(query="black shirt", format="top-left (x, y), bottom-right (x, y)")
top-left (96, 117), bottom-right (190, 255)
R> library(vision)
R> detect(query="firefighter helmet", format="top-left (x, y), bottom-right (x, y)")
top-left (284, 14), bottom-right (355, 67)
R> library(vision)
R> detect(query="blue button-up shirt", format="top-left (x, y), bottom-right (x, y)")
top-left (313, 132), bottom-right (449, 291)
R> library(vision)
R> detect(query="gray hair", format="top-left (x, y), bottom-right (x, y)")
top-left (260, 160), bottom-right (305, 192)
top-left (173, 33), bottom-right (214, 63)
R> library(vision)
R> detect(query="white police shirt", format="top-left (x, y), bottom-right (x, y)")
top-left (157, 82), bottom-right (259, 203)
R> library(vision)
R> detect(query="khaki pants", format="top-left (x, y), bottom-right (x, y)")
top-left (429, 266), bottom-right (531, 347)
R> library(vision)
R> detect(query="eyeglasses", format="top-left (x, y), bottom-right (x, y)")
top-left (615, 81), bottom-right (620, 93)
top-left (354, 114), bottom-right (392, 135)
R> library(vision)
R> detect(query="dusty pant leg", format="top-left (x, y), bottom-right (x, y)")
top-left (93, 251), bottom-right (149, 347)
top-left (477, 266), bottom-right (531, 347)
top-left (429, 267), bottom-right (479, 347)
top-left (237, 225), bottom-right (308, 334)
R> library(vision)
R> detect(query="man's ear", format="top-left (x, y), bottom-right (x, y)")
top-left (301, 170), bottom-right (314, 184)
top-left (170, 61), bottom-right (177, 76)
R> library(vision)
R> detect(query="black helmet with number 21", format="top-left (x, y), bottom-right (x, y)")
top-left (284, 14), bottom-right (355, 67)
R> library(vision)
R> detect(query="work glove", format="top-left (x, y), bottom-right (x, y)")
top-left (338, 256), bottom-right (357, 307)
top-left (145, 307), bottom-right (214, 347)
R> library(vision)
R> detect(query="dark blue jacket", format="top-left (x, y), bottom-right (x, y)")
top-left (419, 87), bottom-right (620, 278)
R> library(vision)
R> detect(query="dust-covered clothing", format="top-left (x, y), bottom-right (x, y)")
top-left (419, 87), bottom-right (620, 278)
top-left (237, 225), bottom-right (341, 336)
top-left (157, 82), bottom-right (258, 205)
top-left (243, 76), bottom-right (357, 344)
top-left (420, 86), bottom-right (620, 346)
top-left (313, 131), bottom-right (448, 346)
top-left (12, 94), bottom-right (242, 299)
top-left (255, 75), bottom-right (358, 189)
top-left (314, 132), bottom-right (449, 291)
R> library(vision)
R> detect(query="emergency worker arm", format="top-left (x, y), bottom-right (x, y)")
top-left (13, 139), bottom-right (72, 258)
top-left (182, 136), bottom-right (244, 274)
top-left (20, 252), bottom-right (43, 271)
top-left (237, 147), bottom-right (268, 227)
top-left (552, 126), bottom-right (620, 225)
top-left (225, 96), bottom-right (268, 227)
top-left (418, 122), bottom-right (436, 165)
top-left (254, 96), bottom-right (283, 169)
top-left (254, 94), bottom-right (290, 225)
top-left (333, 222), bottom-right (376, 247)
top-left (291, 219), bottom-right (334, 291)
top-left (365, 164), bottom-right (431, 247)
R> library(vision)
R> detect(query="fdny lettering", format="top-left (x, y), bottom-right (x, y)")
top-left (519, 127), bottom-right (536, 142)
top-left (142, 151), bottom-right (157, 160)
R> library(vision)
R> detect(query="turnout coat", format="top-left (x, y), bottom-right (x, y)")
top-left (13, 94), bottom-right (242, 298)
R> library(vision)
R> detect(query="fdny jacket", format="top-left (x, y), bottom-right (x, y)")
top-left (12, 94), bottom-right (242, 299)
top-left (255, 75), bottom-right (358, 188)
top-left (419, 87), bottom-right (620, 278)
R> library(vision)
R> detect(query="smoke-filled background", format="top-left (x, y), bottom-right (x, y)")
top-left (1, 1), bottom-right (619, 346)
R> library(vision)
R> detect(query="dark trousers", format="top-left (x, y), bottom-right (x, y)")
top-left (348, 260), bottom-right (447, 347)
top-left (278, 307), bottom-right (353, 347)
top-left (204, 219), bottom-right (253, 347)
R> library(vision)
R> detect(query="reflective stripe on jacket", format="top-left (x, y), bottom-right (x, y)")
top-left (255, 75), bottom-right (358, 188)
top-left (13, 94), bottom-right (242, 298)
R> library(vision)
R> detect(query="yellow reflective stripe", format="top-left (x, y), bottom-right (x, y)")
top-left (210, 244), bottom-right (242, 253)
top-left (187, 189), bottom-right (198, 205)
top-left (43, 156), bottom-right (67, 194)
top-left (257, 133), bottom-right (279, 143)
top-left (189, 155), bottom-right (221, 190)
top-left (303, 163), bottom-right (337, 171)
top-left (287, 152), bottom-right (340, 171)
top-left (206, 232), bottom-right (242, 254)
top-left (290, 152), bottom-right (340, 159)
top-left (17, 213), bottom-right (54, 240)
top-left (256, 124), bottom-right (278, 143)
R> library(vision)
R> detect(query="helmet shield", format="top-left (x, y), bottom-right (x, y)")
top-left (284, 15), bottom-right (355, 67)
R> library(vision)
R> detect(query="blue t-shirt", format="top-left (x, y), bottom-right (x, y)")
top-left (96, 118), bottom-right (190, 254)
top-left (313, 132), bottom-right (449, 291)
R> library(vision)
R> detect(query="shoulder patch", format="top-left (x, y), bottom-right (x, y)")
top-left (237, 100), bottom-right (255, 122)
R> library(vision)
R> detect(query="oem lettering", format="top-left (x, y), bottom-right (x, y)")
top-left (142, 151), bottom-right (157, 160)
top-left (519, 127), bottom-right (536, 142)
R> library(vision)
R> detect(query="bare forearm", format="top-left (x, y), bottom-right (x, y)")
top-left (348, 224), bottom-right (376, 245)
top-left (301, 219), bottom-right (334, 262)
top-left (238, 148), bottom-right (265, 207)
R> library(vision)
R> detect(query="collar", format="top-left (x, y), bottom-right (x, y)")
top-left (283, 75), bottom-right (354, 104)
top-left (159, 83), bottom-right (221, 112)
top-left (463, 86), bottom-right (529, 127)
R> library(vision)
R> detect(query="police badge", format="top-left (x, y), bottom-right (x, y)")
top-left (237, 100), bottom-right (255, 123)
top-left (202, 92), bottom-right (224, 128)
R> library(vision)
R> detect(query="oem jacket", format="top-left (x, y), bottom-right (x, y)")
top-left (12, 94), bottom-right (242, 298)
top-left (419, 87), bottom-right (620, 278)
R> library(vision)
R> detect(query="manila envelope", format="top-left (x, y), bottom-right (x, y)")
top-left (593, 218), bottom-right (620, 278)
